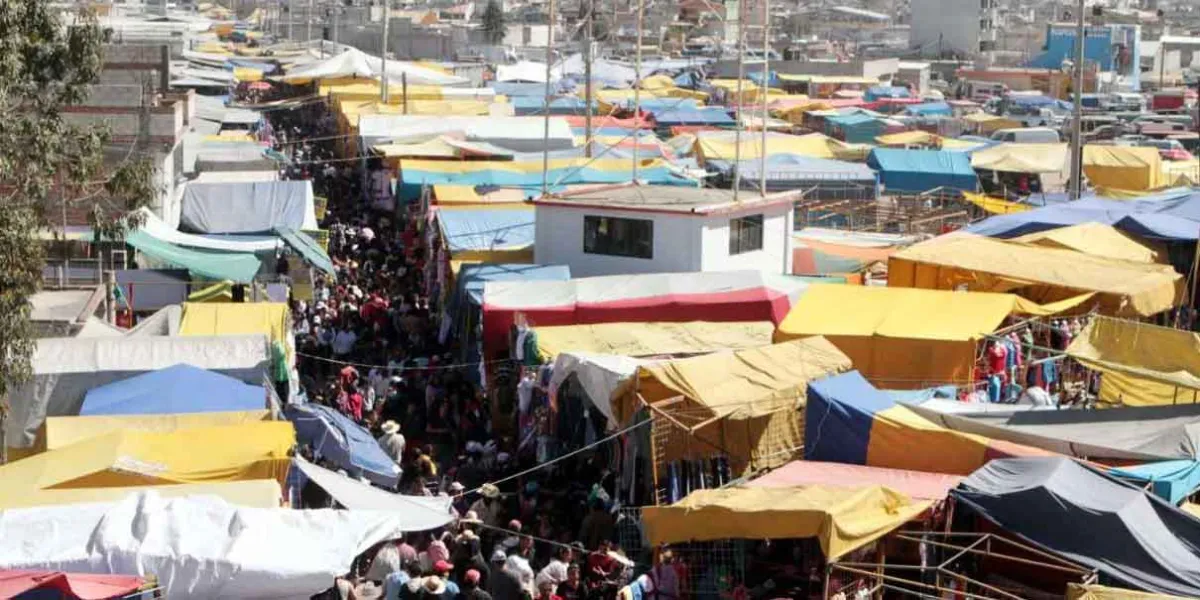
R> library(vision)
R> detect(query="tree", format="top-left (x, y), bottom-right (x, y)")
top-left (481, 0), bottom-right (507, 45)
top-left (0, 2), bottom-right (154, 458)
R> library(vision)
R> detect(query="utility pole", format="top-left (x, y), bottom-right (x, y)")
top-left (631, 0), bottom-right (643, 182)
top-left (540, 0), bottom-right (557, 197)
top-left (759, 0), bottom-right (770, 196)
top-left (584, 0), bottom-right (595, 158)
top-left (308, 0), bottom-right (313, 43)
top-left (732, 0), bottom-right (746, 201)
top-left (381, 1), bottom-right (391, 103)
top-left (288, 0), bottom-right (294, 40)
top-left (1068, 0), bottom-right (1085, 200)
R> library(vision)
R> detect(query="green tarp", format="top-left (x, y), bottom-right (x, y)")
top-left (125, 230), bottom-right (263, 283)
top-left (274, 226), bottom-right (336, 277)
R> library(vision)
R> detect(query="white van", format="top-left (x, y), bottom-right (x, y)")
top-left (990, 128), bottom-right (1062, 143)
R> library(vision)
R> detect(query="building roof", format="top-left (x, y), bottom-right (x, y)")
top-left (538, 184), bottom-right (797, 215)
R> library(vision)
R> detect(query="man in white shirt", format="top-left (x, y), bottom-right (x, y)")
top-left (377, 420), bottom-right (406, 465)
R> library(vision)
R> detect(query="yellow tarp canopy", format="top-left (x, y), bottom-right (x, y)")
top-left (888, 235), bottom-right (1183, 318)
top-left (535, 321), bottom-right (775, 359)
top-left (1083, 145), bottom-right (1165, 191)
top-left (963, 191), bottom-right (1034, 215)
top-left (961, 113), bottom-right (1023, 133)
top-left (641, 486), bottom-right (931, 560)
top-left (1163, 159), bottom-right (1200, 187)
top-left (640, 74), bottom-right (675, 90)
top-left (40, 411), bottom-right (272, 452)
top-left (180, 301), bottom-right (291, 361)
top-left (1182, 502), bottom-right (1200, 518)
top-left (433, 184), bottom-right (528, 206)
top-left (0, 422), bottom-right (294, 500)
top-left (234, 66), bottom-right (263, 82)
top-left (1067, 583), bottom-right (1192, 600)
top-left (695, 131), bottom-right (870, 162)
top-left (1014, 223), bottom-right (1164, 263)
top-left (971, 143), bottom-right (1069, 173)
top-left (1067, 316), bottom-right (1200, 407)
top-left (630, 337), bottom-right (852, 475)
top-left (875, 131), bottom-right (941, 147)
top-left (0, 479), bottom-right (283, 510)
top-left (774, 285), bottom-right (1084, 387)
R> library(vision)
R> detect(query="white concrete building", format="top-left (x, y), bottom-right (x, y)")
top-left (909, 0), bottom-right (999, 58)
top-left (533, 185), bottom-right (794, 278)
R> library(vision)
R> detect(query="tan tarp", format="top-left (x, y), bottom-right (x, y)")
top-left (641, 486), bottom-right (930, 560)
top-left (0, 479), bottom-right (283, 510)
top-left (888, 235), bottom-right (1183, 318)
top-left (1083, 145), bottom-right (1165, 191)
top-left (1014, 223), bottom-right (1164, 264)
top-left (535, 321), bottom-right (774, 359)
top-left (1067, 316), bottom-right (1200, 407)
top-left (1067, 583), bottom-right (1193, 600)
top-left (39, 410), bottom-right (272, 452)
top-left (970, 143), bottom-right (1069, 174)
top-left (629, 338), bottom-right (852, 475)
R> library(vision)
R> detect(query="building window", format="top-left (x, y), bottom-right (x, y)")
top-left (729, 214), bottom-right (764, 255)
top-left (583, 215), bottom-right (653, 259)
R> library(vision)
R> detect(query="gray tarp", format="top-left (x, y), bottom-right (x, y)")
top-left (4, 335), bottom-right (270, 448)
top-left (180, 181), bottom-right (317, 234)
top-left (905, 402), bottom-right (1200, 461)
top-left (954, 457), bottom-right (1200, 597)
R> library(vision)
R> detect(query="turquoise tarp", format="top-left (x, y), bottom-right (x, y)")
top-left (867, 148), bottom-right (979, 194)
top-left (1111, 460), bottom-right (1200, 505)
top-left (274, 226), bottom-right (336, 277)
top-left (125, 230), bottom-right (263, 283)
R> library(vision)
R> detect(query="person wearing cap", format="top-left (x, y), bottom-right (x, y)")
top-left (469, 484), bottom-right (504, 529)
top-left (487, 549), bottom-right (528, 600)
top-left (384, 562), bottom-right (423, 600)
top-left (377, 420), bottom-right (406, 466)
top-left (461, 569), bottom-right (492, 600)
top-left (433, 560), bottom-right (460, 599)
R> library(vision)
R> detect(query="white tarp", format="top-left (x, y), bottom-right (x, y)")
top-left (181, 181), bottom-right (318, 234)
top-left (0, 491), bottom-right (418, 599)
top-left (277, 47), bottom-right (468, 86)
top-left (495, 60), bottom-right (561, 83)
top-left (358, 115), bottom-right (575, 152)
top-left (5, 335), bottom-right (270, 448)
top-left (193, 171), bottom-right (281, 184)
top-left (136, 208), bottom-right (282, 253)
top-left (548, 352), bottom-right (646, 429)
top-left (293, 457), bottom-right (455, 526)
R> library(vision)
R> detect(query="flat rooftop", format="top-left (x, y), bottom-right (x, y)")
top-left (537, 184), bottom-right (798, 215)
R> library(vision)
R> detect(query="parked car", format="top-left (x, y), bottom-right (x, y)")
top-left (990, 127), bottom-right (1061, 143)
top-left (1139, 138), bottom-right (1194, 162)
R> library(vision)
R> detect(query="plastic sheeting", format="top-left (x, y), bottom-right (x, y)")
top-left (125, 230), bottom-right (264, 283)
top-left (435, 207), bottom-right (535, 260)
top-left (454, 263), bottom-right (571, 309)
top-left (278, 47), bottom-right (468, 86)
top-left (481, 271), bottom-right (809, 357)
top-left (971, 143), bottom-right (1069, 173)
top-left (747, 460), bottom-right (962, 501)
top-left (708, 154), bottom-right (878, 192)
top-left (285, 403), bottom-right (402, 489)
top-left (293, 457), bottom-right (453, 524)
top-left (0, 422), bottom-right (293, 498)
top-left (905, 401), bottom-right (1200, 461)
top-left (1067, 316), bottom-right (1200, 407)
top-left (1014, 223), bottom-right (1164, 263)
top-left (536, 321), bottom-right (774, 359)
top-left (774, 285), bottom-right (1075, 388)
top-left (548, 352), bottom-right (645, 429)
top-left (805, 371), bottom-right (1051, 475)
top-left (181, 181), bottom-right (318, 234)
top-left (867, 149), bottom-right (979, 193)
top-left (80, 364), bottom-right (266, 416)
top-left (641, 486), bottom-right (930, 559)
top-left (5, 335), bottom-right (270, 449)
top-left (888, 235), bottom-right (1184, 318)
top-left (954, 457), bottom-right (1200, 597)
top-left (0, 490), bottom-right (419, 599)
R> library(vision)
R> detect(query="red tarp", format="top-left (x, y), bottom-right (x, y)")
top-left (0, 570), bottom-right (145, 600)
top-left (481, 271), bottom-right (807, 356)
top-left (748, 460), bottom-right (963, 501)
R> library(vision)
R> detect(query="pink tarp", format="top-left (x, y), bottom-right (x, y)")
top-left (0, 569), bottom-right (145, 600)
top-left (481, 271), bottom-right (808, 356)
top-left (747, 460), bottom-right (963, 501)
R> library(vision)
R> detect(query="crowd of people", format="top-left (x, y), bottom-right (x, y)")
top-left (266, 102), bottom-right (670, 600)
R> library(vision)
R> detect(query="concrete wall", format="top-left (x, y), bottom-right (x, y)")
top-left (698, 204), bottom-right (792, 275)
top-left (909, 0), bottom-right (980, 57)
top-left (534, 205), bottom-right (702, 277)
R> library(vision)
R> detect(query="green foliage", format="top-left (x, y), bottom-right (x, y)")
top-left (0, 2), bottom-right (155, 407)
top-left (481, 0), bottom-right (507, 45)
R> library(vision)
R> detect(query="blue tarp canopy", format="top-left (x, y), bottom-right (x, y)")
top-left (825, 113), bottom-right (887, 144)
top-left (864, 86), bottom-right (910, 101)
top-left (964, 188), bottom-right (1200, 240)
top-left (398, 160), bottom-right (695, 201)
top-left (1111, 460), bottom-right (1200, 505)
top-left (493, 81), bottom-right (570, 97)
top-left (435, 207), bottom-right (536, 255)
top-left (455, 263), bottom-right (571, 308)
top-left (511, 96), bottom-right (597, 116)
top-left (708, 154), bottom-right (879, 192)
top-left (867, 148), bottom-right (979, 194)
top-left (903, 102), bottom-right (952, 117)
top-left (1008, 94), bottom-right (1072, 111)
top-left (285, 403), bottom-right (401, 488)
top-left (631, 98), bottom-right (702, 112)
top-left (804, 370), bottom-right (894, 465)
top-left (80, 363), bottom-right (266, 416)
top-left (650, 107), bottom-right (735, 127)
